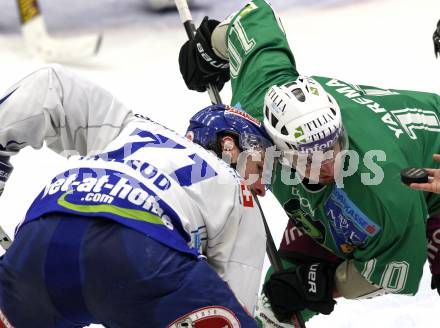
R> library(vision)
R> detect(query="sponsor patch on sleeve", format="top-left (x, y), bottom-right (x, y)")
top-left (325, 187), bottom-right (381, 256)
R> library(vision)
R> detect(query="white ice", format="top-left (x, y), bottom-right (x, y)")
top-left (0, 0), bottom-right (440, 327)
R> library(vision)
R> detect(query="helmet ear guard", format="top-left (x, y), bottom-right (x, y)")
top-left (263, 76), bottom-right (343, 156)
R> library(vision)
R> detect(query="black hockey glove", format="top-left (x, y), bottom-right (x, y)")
top-left (431, 274), bottom-right (440, 295)
top-left (0, 156), bottom-right (13, 197)
top-left (434, 19), bottom-right (440, 58)
top-left (179, 16), bottom-right (230, 92)
top-left (263, 262), bottom-right (336, 323)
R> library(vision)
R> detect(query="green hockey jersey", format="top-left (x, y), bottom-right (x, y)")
top-left (227, 0), bottom-right (440, 295)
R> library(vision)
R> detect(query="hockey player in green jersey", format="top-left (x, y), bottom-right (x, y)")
top-left (179, 0), bottom-right (440, 326)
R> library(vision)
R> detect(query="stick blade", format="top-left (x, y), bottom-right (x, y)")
top-left (21, 16), bottom-right (102, 63)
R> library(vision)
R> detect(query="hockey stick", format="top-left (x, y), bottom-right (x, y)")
top-left (174, 0), bottom-right (223, 105)
top-left (251, 191), bottom-right (283, 272)
top-left (175, 1), bottom-right (305, 325)
top-left (16, 0), bottom-right (102, 63)
top-left (252, 192), bottom-right (306, 328)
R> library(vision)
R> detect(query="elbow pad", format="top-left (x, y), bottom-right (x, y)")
top-left (335, 260), bottom-right (386, 299)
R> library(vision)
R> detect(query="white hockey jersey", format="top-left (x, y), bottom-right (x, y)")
top-left (0, 65), bottom-right (266, 312)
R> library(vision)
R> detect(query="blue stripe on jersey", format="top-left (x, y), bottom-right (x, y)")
top-left (0, 88), bottom-right (18, 107)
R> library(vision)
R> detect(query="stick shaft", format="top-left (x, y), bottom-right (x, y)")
top-left (252, 191), bottom-right (283, 271)
top-left (175, 1), bottom-right (304, 326)
top-left (174, 0), bottom-right (223, 105)
top-left (252, 192), bottom-right (306, 328)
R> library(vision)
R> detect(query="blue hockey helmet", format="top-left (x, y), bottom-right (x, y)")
top-left (186, 104), bottom-right (273, 156)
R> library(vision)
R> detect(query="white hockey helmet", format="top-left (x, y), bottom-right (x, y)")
top-left (263, 76), bottom-right (344, 156)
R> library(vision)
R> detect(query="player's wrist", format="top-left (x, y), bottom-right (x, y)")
top-left (195, 17), bottom-right (230, 73)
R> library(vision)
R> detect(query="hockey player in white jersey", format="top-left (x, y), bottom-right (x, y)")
top-left (0, 65), bottom-right (272, 328)
top-left (185, 104), bottom-right (273, 198)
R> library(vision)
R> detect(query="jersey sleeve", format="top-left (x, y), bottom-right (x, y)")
top-left (351, 163), bottom-right (427, 295)
top-left (0, 65), bottom-right (133, 157)
top-left (227, 0), bottom-right (299, 120)
top-left (204, 178), bottom-right (266, 312)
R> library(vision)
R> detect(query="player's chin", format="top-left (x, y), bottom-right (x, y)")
top-left (318, 176), bottom-right (335, 185)
top-left (304, 176), bottom-right (334, 185)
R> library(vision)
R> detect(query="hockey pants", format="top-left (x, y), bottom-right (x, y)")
top-left (0, 213), bottom-right (257, 328)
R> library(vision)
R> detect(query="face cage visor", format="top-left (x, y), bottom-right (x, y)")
top-left (280, 127), bottom-right (348, 167)
top-left (238, 132), bottom-right (273, 152)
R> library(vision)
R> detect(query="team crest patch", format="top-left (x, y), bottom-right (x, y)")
top-left (0, 309), bottom-right (14, 328)
top-left (167, 306), bottom-right (241, 328)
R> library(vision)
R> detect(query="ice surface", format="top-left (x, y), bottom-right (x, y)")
top-left (0, 0), bottom-right (439, 326)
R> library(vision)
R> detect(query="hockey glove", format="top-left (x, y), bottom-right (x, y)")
top-left (434, 19), bottom-right (440, 58)
top-left (0, 156), bottom-right (13, 197)
top-left (179, 16), bottom-right (230, 92)
top-left (263, 263), bottom-right (336, 323)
